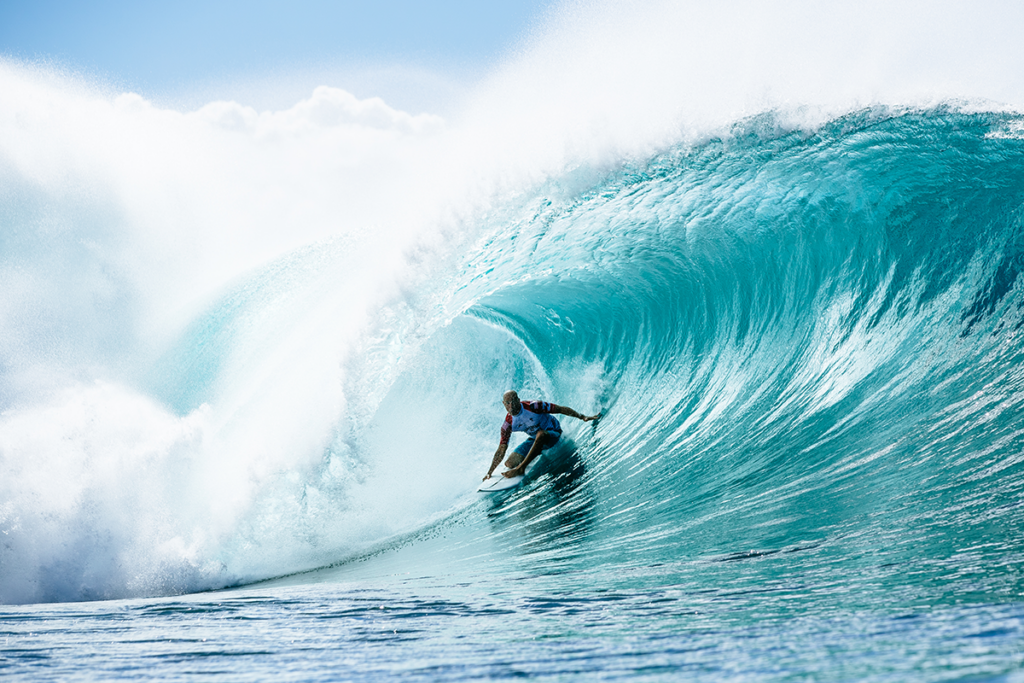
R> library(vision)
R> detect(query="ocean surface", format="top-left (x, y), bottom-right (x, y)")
top-left (4, 7), bottom-right (1024, 680)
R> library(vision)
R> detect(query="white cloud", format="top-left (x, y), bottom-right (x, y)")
top-left (189, 85), bottom-right (445, 136)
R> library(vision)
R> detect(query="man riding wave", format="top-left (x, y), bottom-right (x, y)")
top-left (483, 390), bottom-right (601, 480)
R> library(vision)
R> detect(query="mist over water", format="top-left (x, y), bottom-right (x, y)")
top-left (2, 0), bottom-right (1024, 624)
top-left (0, 68), bottom-right (457, 602)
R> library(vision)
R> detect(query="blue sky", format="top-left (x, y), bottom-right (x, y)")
top-left (0, 0), bottom-right (553, 109)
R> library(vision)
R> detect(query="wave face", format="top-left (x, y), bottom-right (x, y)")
top-left (4, 99), bottom-right (1024, 611)
top-left (440, 108), bottom-right (1024, 583)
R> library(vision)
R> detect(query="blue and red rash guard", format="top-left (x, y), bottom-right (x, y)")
top-left (500, 401), bottom-right (562, 445)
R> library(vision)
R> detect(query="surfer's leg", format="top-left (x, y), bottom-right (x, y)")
top-left (506, 439), bottom-right (534, 468)
top-left (515, 430), bottom-right (555, 474)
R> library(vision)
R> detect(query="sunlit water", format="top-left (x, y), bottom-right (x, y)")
top-left (4, 2), bottom-right (1024, 679)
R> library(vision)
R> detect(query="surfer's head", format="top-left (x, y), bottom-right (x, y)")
top-left (502, 390), bottom-right (521, 415)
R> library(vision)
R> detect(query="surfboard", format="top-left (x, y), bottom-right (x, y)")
top-left (477, 455), bottom-right (542, 493)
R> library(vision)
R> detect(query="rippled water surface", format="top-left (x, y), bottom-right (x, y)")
top-left (4, 569), bottom-right (1023, 680)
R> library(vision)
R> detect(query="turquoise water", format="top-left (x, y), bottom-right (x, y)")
top-left (4, 101), bottom-right (1024, 679)
top-left (3, 578), bottom-right (1022, 680)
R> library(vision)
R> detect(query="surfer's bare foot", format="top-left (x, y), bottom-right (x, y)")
top-left (503, 466), bottom-right (525, 478)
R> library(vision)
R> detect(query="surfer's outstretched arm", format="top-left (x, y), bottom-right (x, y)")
top-left (484, 443), bottom-right (508, 480)
top-left (552, 404), bottom-right (601, 422)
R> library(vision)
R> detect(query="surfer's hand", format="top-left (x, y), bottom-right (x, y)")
top-left (482, 473), bottom-right (492, 481)
top-left (585, 413), bottom-right (602, 422)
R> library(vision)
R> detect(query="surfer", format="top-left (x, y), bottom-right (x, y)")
top-left (483, 390), bottom-right (601, 480)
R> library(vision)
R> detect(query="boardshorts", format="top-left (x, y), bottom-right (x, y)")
top-left (513, 430), bottom-right (562, 457)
